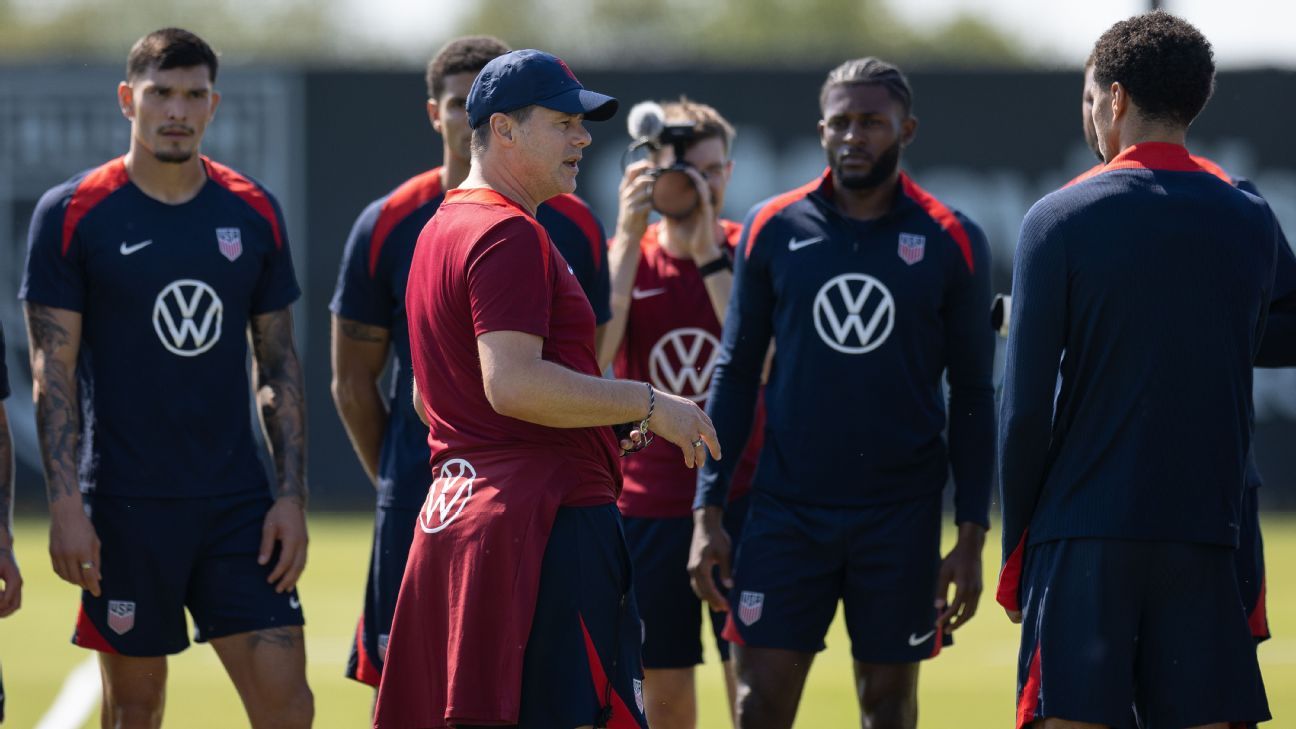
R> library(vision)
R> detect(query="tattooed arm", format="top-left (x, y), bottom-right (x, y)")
top-left (25, 303), bottom-right (101, 597)
top-left (0, 401), bottom-right (22, 616)
top-left (329, 316), bottom-right (391, 486)
top-left (249, 306), bottom-right (308, 592)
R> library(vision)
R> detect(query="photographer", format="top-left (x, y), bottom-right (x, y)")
top-left (598, 98), bottom-right (761, 729)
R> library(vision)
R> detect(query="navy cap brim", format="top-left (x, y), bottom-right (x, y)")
top-left (539, 87), bottom-right (619, 122)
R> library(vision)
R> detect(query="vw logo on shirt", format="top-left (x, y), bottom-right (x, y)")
top-left (812, 273), bottom-right (895, 354)
top-left (152, 279), bottom-right (224, 357)
top-left (649, 327), bottom-right (722, 403)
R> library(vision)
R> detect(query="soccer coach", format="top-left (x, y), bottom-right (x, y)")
top-left (374, 50), bottom-right (720, 729)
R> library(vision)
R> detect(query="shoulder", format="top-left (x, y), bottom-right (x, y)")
top-left (538, 193), bottom-right (605, 262)
top-left (375, 167), bottom-right (445, 233)
top-left (741, 174), bottom-right (826, 257)
top-left (36, 157), bottom-right (131, 253)
top-left (898, 174), bottom-right (984, 273)
top-left (203, 157), bottom-right (285, 247)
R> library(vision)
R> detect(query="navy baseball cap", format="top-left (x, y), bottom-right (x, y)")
top-left (466, 49), bottom-right (619, 129)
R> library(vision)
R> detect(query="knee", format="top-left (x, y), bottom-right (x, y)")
top-left (735, 681), bottom-right (795, 729)
top-left (252, 682), bottom-right (313, 729)
top-left (105, 694), bottom-right (165, 729)
top-left (859, 691), bottom-right (916, 729)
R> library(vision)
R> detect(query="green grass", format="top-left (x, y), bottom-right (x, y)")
top-left (1, 514), bottom-right (1293, 728)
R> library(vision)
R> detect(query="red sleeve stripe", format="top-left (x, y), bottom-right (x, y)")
top-left (203, 157), bottom-right (284, 250)
top-left (744, 171), bottom-right (826, 258)
top-left (370, 167), bottom-right (444, 277)
top-left (900, 173), bottom-right (974, 274)
top-left (62, 157), bottom-right (130, 256)
top-left (545, 193), bottom-right (604, 269)
top-left (995, 530), bottom-right (1029, 612)
top-left (1190, 155), bottom-right (1234, 185)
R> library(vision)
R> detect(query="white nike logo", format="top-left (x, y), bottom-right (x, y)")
top-left (788, 235), bottom-right (825, 251)
top-left (631, 287), bottom-right (668, 300)
top-left (908, 629), bottom-right (936, 646)
top-left (120, 239), bottom-right (154, 255)
top-left (289, 596), bottom-right (301, 610)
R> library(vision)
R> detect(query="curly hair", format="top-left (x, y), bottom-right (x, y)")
top-left (127, 28), bottom-right (218, 83)
top-left (426, 36), bottom-right (511, 100)
top-left (1089, 11), bottom-right (1214, 127)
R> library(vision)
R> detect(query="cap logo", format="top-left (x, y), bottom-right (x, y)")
top-left (555, 58), bottom-right (579, 83)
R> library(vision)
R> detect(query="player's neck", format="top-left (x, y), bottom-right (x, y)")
top-left (831, 170), bottom-right (899, 222)
top-left (441, 152), bottom-right (471, 191)
top-left (1111, 120), bottom-right (1188, 158)
top-left (123, 147), bottom-right (208, 205)
top-left (463, 159), bottom-right (541, 217)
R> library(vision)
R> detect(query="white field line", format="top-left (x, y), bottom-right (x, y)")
top-left (34, 656), bottom-right (99, 729)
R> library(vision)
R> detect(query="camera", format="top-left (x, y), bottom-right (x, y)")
top-left (627, 102), bottom-right (705, 220)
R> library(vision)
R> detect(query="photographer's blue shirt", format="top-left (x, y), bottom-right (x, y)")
top-left (996, 144), bottom-right (1279, 609)
top-left (331, 167), bottom-right (611, 509)
top-left (695, 169), bottom-right (995, 527)
top-left (20, 156), bottom-right (300, 499)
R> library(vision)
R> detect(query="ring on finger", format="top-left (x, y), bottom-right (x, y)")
top-left (691, 438), bottom-right (705, 448)
top-left (79, 561), bottom-right (94, 570)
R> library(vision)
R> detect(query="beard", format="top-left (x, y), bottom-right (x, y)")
top-left (152, 148), bottom-right (194, 164)
top-left (832, 139), bottom-right (902, 191)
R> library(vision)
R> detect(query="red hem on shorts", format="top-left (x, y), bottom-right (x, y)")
top-left (1015, 641), bottom-right (1042, 729)
top-left (73, 604), bottom-right (118, 654)
top-left (352, 616), bottom-right (381, 687)
top-left (579, 612), bottom-right (639, 729)
top-left (721, 612), bottom-right (745, 645)
top-left (1247, 576), bottom-right (1269, 639)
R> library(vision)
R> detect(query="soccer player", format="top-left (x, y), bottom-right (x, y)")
top-left (690, 58), bottom-right (995, 729)
top-left (20, 28), bottom-right (311, 729)
top-left (998, 13), bottom-right (1274, 728)
top-left (372, 49), bottom-right (719, 729)
top-left (600, 98), bottom-right (760, 727)
top-left (330, 35), bottom-right (612, 692)
top-left (1069, 58), bottom-right (1295, 648)
top-left (0, 323), bottom-right (19, 725)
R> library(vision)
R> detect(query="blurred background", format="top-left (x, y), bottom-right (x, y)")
top-left (1, 0), bottom-right (1294, 726)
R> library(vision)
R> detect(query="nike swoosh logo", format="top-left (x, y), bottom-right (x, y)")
top-left (289, 596), bottom-right (301, 610)
top-left (120, 240), bottom-right (154, 255)
top-left (788, 236), bottom-right (825, 251)
top-left (908, 629), bottom-right (936, 646)
top-left (631, 287), bottom-right (668, 300)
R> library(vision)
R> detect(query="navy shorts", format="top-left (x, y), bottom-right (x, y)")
top-left (483, 504), bottom-right (648, 729)
top-left (724, 491), bottom-right (950, 663)
top-left (73, 490), bottom-right (305, 656)
top-left (1015, 539), bottom-right (1269, 729)
top-left (622, 495), bottom-right (749, 669)
top-left (1237, 487), bottom-right (1269, 642)
top-left (346, 504), bottom-right (419, 686)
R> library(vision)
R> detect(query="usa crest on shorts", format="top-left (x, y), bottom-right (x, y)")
top-left (216, 227), bottom-right (243, 262)
top-left (107, 600), bottom-right (136, 635)
top-left (738, 590), bottom-right (764, 626)
top-left (897, 232), bottom-right (925, 265)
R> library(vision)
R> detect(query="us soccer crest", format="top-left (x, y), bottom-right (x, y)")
top-left (897, 232), bottom-right (925, 265)
top-left (738, 591), bottom-right (764, 626)
top-left (215, 227), bottom-right (243, 262)
top-left (633, 678), bottom-right (645, 715)
top-left (107, 600), bottom-right (136, 635)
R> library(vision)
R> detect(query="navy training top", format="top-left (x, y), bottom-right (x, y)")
top-left (20, 156), bottom-right (301, 499)
top-left (696, 169), bottom-right (995, 526)
top-left (996, 143), bottom-right (1279, 609)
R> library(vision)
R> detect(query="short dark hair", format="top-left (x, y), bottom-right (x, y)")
top-left (126, 28), bottom-right (219, 83)
top-left (427, 35), bottom-right (511, 100)
top-left (820, 57), bottom-right (913, 116)
top-left (469, 105), bottom-right (535, 155)
top-left (1089, 11), bottom-right (1215, 127)
top-left (659, 97), bottom-right (736, 157)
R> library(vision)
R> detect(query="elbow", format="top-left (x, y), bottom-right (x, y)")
top-left (481, 370), bottom-right (528, 420)
top-left (330, 373), bottom-right (369, 412)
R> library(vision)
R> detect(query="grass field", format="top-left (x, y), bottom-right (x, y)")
top-left (1, 514), bottom-right (1293, 728)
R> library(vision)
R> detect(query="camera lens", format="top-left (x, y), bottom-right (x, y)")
top-left (651, 167), bottom-right (701, 220)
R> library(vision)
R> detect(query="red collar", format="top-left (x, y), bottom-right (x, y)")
top-left (1103, 142), bottom-right (1205, 173)
top-left (444, 187), bottom-right (531, 215)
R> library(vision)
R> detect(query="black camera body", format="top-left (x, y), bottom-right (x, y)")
top-left (645, 123), bottom-right (704, 219)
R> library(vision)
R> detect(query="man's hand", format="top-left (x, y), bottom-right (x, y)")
top-left (0, 546), bottom-right (22, 617)
top-left (679, 167), bottom-right (722, 265)
top-left (259, 497), bottom-right (308, 593)
top-left (647, 390), bottom-right (721, 468)
top-left (688, 506), bottom-right (733, 612)
top-left (614, 160), bottom-right (656, 247)
top-left (935, 522), bottom-right (986, 632)
top-left (49, 502), bottom-right (101, 597)
top-left (1005, 608), bottom-right (1023, 624)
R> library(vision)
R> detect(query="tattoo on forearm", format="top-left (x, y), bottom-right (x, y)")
top-left (339, 319), bottom-right (388, 343)
top-left (26, 305), bottom-right (81, 504)
top-left (251, 309), bottom-right (308, 507)
top-left (246, 626), bottom-right (301, 650)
